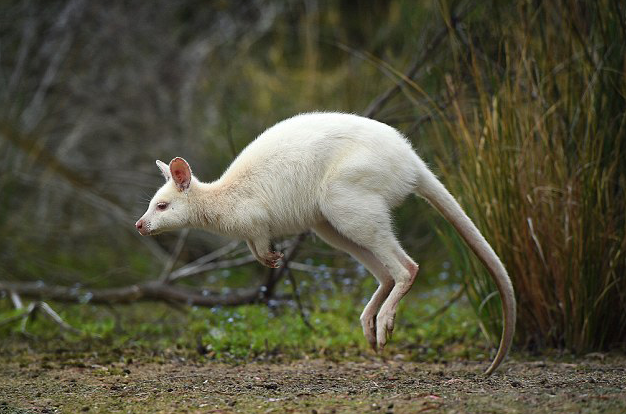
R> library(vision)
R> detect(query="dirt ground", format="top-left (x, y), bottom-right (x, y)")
top-left (1, 352), bottom-right (625, 413)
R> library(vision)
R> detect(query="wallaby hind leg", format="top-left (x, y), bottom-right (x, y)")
top-left (312, 220), bottom-right (394, 351)
top-left (319, 188), bottom-right (419, 350)
top-left (376, 250), bottom-right (419, 348)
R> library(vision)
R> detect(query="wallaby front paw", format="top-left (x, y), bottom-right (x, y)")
top-left (262, 251), bottom-right (284, 268)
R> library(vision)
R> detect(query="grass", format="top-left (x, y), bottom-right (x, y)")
top-left (0, 287), bottom-right (490, 365)
top-left (417, 0), bottom-right (626, 352)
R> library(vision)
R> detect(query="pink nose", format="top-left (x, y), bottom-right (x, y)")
top-left (135, 219), bottom-right (145, 231)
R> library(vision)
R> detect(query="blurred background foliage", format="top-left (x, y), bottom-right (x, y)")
top-left (0, 0), bottom-right (624, 357)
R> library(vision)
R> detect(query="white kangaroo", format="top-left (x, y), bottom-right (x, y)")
top-left (136, 112), bottom-right (515, 375)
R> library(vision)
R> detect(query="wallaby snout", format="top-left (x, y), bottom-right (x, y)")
top-left (135, 219), bottom-right (149, 235)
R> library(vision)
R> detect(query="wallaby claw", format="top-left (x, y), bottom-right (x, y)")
top-left (263, 251), bottom-right (284, 268)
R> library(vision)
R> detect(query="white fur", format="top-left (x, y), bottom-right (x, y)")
top-left (137, 112), bottom-right (516, 374)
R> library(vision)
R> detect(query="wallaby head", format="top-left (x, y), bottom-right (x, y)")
top-left (136, 157), bottom-right (196, 236)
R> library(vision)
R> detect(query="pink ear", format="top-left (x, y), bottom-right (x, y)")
top-left (169, 157), bottom-right (192, 191)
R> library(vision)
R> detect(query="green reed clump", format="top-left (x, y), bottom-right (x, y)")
top-left (433, 0), bottom-right (625, 352)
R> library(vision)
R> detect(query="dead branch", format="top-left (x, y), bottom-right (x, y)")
top-left (167, 240), bottom-right (245, 282)
top-left (0, 300), bottom-right (81, 334)
top-left (159, 228), bottom-right (190, 282)
top-left (0, 234), bottom-right (314, 311)
top-left (170, 254), bottom-right (258, 282)
top-left (0, 280), bottom-right (265, 307)
top-left (37, 301), bottom-right (82, 334)
top-left (286, 267), bottom-right (315, 331)
top-left (10, 291), bottom-right (23, 309)
top-left (287, 261), bottom-right (343, 274)
top-left (166, 238), bottom-right (302, 283)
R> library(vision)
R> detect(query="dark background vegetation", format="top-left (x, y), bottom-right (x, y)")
top-left (1, 0), bottom-right (624, 361)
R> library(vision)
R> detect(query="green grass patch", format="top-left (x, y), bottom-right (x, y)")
top-left (0, 288), bottom-right (489, 365)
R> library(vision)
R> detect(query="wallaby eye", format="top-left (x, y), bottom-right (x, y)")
top-left (156, 202), bottom-right (169, 211)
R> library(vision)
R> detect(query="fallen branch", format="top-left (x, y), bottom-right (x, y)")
top-left (166, 239), bottom-right (302, 283)
top-left (287, 261), bottom-right (343, 274)
top-left (0, 300), bottom-right (81, 334)
top-left (166, 240), bottom-right (242, 282)
top-left (10, 290), bottom-right (23, 309)
top-left (0, 280), bottom-right (267, 307)
top-left (0, 234), bottom-right (314, 310)
top-left (286, 267), bottom-right (315, 331)
top-left (159, 228), bottom-right (190, 282)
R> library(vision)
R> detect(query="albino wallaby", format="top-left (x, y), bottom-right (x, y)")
top-left (136, 112), bottom-right (515, 375)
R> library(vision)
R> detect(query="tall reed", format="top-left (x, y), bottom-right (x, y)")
top-left (432, 0), bottom-right (625, 352)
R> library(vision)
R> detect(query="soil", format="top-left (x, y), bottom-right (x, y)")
top-left (1, 351), bottom-right (625, 414)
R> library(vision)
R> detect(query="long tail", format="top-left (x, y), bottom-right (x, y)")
top-left (415, 166), bottom-right (516, 376)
